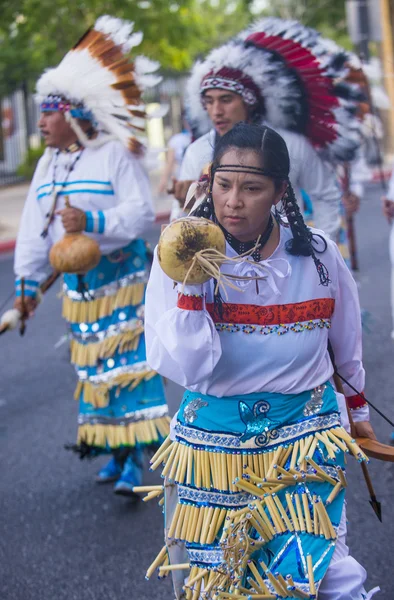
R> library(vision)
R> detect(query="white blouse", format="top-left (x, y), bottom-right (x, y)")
top-left (145, 224), bottom-right (367, 421)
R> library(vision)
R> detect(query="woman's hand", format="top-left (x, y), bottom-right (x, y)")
top-left (56, 206), bottom-right (86, 233)
top-left (353, 420), bottom-right (377, 441)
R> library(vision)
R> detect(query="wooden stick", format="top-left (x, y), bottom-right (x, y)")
top-left (159, 563), bottom-right (190, 572)
top-left (307, 554), bottom-right (316, 595)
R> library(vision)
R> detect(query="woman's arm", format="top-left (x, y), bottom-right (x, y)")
top-left (328, 241), bottom-right (369, 424)
top-left (144, 249), bottom-right (222, 387)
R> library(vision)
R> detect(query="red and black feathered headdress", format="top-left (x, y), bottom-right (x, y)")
top-left (187, 18), bottom-right (366, 163)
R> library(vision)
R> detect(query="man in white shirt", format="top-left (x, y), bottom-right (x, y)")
top-left (171, 23), bottom-right (365, 240)
top-left (10, 16), bottom-right (169, 496)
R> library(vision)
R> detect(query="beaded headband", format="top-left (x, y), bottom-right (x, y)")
top-left (40, 94), bottom-right (93, 121)
top-left (201, 76), bottom-right (258, 106)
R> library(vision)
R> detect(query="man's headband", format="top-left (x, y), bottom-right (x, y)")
top-left (200, 68), bottom-right (261, 107)
top-left (40, 94), bottom-right (93, 121)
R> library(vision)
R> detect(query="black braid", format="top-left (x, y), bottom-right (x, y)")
top-left (283, 182), bottom-right (330, 286)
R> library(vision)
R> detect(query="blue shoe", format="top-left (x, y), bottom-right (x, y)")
top-left (114, 452), bottom-right (143, 497)
top-left (95, 456), bottom-right (123, 483)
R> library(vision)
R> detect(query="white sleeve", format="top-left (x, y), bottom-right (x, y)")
top-left (387, 168), bottom-right (394, 201)
top-left (297, 139), bottom-right (342, 240)
top-left (84, 146), bottom-right (154, 239)
top-left (328, 241), bottom-right (368, 421)
top-left (144, 249), bottom-right (222, 387)
top-left (179, 144), bottom-right (202, 181)
top-left (14, 165), bottom-right (52, 291)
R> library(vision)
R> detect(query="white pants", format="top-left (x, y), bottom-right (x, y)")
top-left (319, 505), bottom-right (379, 599)
top-left (390, 224), bottom-right (394, 332)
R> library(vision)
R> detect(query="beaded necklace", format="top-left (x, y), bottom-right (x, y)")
top-left (216, 213), bottom-right (274, 262)
top-left (41, 146), bottom-right (84, 238)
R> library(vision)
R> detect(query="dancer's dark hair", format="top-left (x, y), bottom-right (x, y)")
top-left (192, 122), bottom-right (329, 286)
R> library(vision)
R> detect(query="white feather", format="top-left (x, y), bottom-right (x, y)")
top-left (187, 17), bottom-right (364, 163)
top-left (135, 55), bottom-right (160, 74)
top-left (35, 15), bottom-right (158, 153)
top-left (1, 309), bottom-right (21, 330)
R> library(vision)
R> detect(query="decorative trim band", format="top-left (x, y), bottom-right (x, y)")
top-left (178, 485), bottom-right (250, 508)
top-left (175, 412), bottom-right (341, 451)
top-left (177, 293), bottom-right (205, 311)
top-left (85, 210), bottom-right (105, 234)
top-left (63, 271), bottom-right (148, 301)
top-left (78, 404), bottom-right (169, 426)
top-left (347, 392), bottom-right (367, 410)
top-left (186, 547), bottom-right (224, 566)
top-left (177, 296), bottom-right (335, 326)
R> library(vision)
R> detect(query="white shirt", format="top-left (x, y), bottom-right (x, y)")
top-left (145, 224), bottom-right (367, 422)
top-left (175, 128), bottom-right (342, 239)
top-left (14, 140), bottom-right (154, 283)
top-left (168, 131), bottom-right (192, 177)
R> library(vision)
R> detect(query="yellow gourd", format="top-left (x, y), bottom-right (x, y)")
top-left (158, 217), bottom-right (225, 284)
top-left (49, 197), bottom-right (101, 274)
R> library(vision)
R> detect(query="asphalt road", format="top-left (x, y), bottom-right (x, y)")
top-left (0, 185), bottom-right (393, 599)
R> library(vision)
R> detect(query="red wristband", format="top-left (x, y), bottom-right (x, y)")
top-left (177, 293), bottom-right (204, 311)
top-left (346, 392), bottom-right (367, 410)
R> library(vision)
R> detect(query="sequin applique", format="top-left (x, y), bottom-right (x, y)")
top-left (239, 400), bottom-right (280, 446)
top-left (184, 398), bottom-right (209, 424)
top-left (303, 385), bottom-right (326, 417)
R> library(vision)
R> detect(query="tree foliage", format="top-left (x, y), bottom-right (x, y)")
top-left (0, 0), bottom-right (252, 96)
top-left (256, 0), bottom-right (351, 50)
top-left (0, 0), bottom-right (354, 97)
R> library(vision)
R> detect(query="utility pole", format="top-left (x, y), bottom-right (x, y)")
top-left (357, 0), bottom-right (370, 60)
top-left (380, 0), bottom-right (394, 151)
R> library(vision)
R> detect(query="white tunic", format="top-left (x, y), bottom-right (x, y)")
top-left (145, 224), bottom-right (368, 422)
top-left (14, 140), bottom-right (154, 284)
top-left (173, 128), bottom-right (342, 240)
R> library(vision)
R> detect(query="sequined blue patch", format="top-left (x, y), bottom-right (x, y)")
top-left (239, 399), bottom-right (280, 446)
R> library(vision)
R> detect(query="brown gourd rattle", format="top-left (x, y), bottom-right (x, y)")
top-left (49, 196), bottom-right (101, 274)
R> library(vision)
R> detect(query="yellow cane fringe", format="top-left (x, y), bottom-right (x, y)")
top-left (149, 426), bottom-right (363, 493)
top-left (145, 427), bottom-right (365, 594)
top-left (77, 416), bottom-right (170, 449)
top-left (70, 327), bottom-right (144, 367)
top-left (75, 369), bottom-right (158, 407)
top-left (62, 282), bottom-right (145, 323)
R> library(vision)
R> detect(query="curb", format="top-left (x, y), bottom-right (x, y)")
top-left (0, 211), bottom-right (171, 256)
top-left (155, 211), bottom-right (170, 222)
top-left (0, 240), bottom-right (16, 255)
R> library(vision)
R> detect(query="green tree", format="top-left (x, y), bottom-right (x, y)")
top-left (255, 0), bottom-right (351, 49)
top-left (0, 0), bottom-right (252, 96)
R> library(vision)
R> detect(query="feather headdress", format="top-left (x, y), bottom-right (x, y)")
top-left (36, 15), bottom-right (161, 154)
top-left (187, 17), bottom-right (367, 164)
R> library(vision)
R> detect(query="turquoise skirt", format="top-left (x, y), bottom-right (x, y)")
top-left (146, 383), bottom-right (367, 599)
top-left (62, 240), bottom-right (169, 454)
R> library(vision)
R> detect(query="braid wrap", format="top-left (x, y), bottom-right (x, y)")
top-left (283, 182), bottom-right (330, 286)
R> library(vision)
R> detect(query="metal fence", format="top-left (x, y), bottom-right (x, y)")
top-left (0, 90), bottom-right (40, 186)
top-left (0, 76), bottom-right (186, 187)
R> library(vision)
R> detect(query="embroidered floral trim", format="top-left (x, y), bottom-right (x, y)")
top-left (178, 485), bottom-right (250, 507)
top-left (347, 392), bottom-right (367, 410)
top-left (186, 547), bottom-right (224, 565)
top-left (175, 412), bottom-right (341, 451)
top-left (177, 293), bottom-right (205, 311)
top-left (208, 298), bottom-right (335, 325)
top-left (215, 319), bottom-right (331, 335)
top-left (176, 296), bottom-right (335, 325)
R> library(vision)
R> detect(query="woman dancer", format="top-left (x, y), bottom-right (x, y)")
top-left (144, 123), bottom-right (377, 599)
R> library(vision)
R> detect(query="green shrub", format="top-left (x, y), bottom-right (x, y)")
top-left (16, 144), bottom-right (45, 179)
